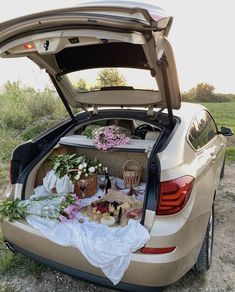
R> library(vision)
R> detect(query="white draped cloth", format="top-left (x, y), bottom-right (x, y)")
top-left (30, 178), bottom-right (149, 285)
top-left (26, 214), bottom-right (150, 285)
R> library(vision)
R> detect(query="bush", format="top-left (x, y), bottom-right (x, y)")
top-left (0, 128), bottom-right (24, 161)
top-left (0, 81), bottom-right (69, 162)
top-left (181, 83), bottom-right (235, 103)
top-left (0, 81), bottom-right (31, 129)
top-left (0, 82), bottom-right (68, 130)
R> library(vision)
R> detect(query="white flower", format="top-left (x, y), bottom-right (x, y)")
top-left (99, 163), bottom-right (102, 167)
top-left (83, 163), bottom-right (87, 168)
top-left (88, 166), bottom-right (95, 173)
top-left (85, 173), bottom-right (88, 177)
top-left (78, 164), bottom-right (83, 170)
top-left (75, 171), bottom-right (82, 180)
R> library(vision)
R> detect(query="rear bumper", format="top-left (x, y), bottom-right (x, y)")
top-left (1, 213), bottom-right (209, 289)
top-left (4, 240), bottom-right (165, 292)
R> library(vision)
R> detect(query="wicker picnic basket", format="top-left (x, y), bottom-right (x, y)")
top-left (67, 169), bottom-right (97, 197)
top-left (122, 160), bottom-right (142, 188)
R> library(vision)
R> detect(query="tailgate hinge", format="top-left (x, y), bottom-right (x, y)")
top-left (147, 105), bottom-right (154, 117)
top-left (92, 105), bottom-right (98, 115)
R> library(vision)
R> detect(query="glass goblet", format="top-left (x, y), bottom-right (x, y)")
top-left (78, 179), bottom-right (87, 198)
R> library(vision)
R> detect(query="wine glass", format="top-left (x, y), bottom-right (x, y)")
top-left (78, 179), bottom-right (87, 198)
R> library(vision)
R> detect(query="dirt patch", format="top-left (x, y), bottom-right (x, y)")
top-left (0, 163), bottom-right (234, 292)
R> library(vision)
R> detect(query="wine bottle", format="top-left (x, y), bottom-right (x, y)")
top-left (104, 169), bottom-right (111, 194)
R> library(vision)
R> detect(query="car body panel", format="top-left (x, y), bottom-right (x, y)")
top-left (1, 209), bottom-right (208, 287)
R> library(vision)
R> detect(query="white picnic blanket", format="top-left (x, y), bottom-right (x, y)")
top-left (30, 179), bottom-right (149, 285)
top-left (26, 214), bottom-right (150, 285)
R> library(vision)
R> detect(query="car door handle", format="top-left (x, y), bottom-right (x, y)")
top-left (210, 152), bottom-right (216, 162)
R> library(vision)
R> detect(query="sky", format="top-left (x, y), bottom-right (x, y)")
top-left (0, 0), bottom-right (235, 93)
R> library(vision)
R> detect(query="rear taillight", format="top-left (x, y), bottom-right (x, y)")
top-left (156, 176), bottom-right (194, 215)
top-left (140, 246), bottom-right (176, 254)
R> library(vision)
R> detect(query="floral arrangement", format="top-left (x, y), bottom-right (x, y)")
top-left (93, 126), bottom-right (129, 151)
top-left (50, 154), bottom-right (103, 181)
top-left (72, 156), bottom-right (102, 181)
top-left (58, 193), bottom-right (81, 221)
top-left (0, 193), bottom-right (81, 222)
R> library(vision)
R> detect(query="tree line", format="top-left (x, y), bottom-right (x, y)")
top-left (74, 69), bottom-right (235, 103)
top-left (181, 83), bottom-right (235, 102)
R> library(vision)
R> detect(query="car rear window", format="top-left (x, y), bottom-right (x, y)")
top-left (66, 67), bottom-right (158, 92)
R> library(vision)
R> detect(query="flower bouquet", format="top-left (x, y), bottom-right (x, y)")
top-left (0, 193), bottom-right (81, 222)
top-left (49, 154), bottom-right (103, 197)
top-left (93, 126), bottom-right (129, 151)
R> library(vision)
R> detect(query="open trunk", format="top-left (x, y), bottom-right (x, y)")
top-left (23, 132), bottom-right (159, 226)
top-left (12, 111), bottom-right (173, 230)
top-left (34, 144), bottom-right (150, 190)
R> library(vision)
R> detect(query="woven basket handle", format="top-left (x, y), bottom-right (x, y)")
top-left (123, 160), bottom-right (141, 171)
top-left (67, 169), bottom-right (79, 175)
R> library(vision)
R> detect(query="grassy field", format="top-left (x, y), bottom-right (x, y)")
top-left (202, 102), bottom-right (235, 161)
top-left (202, 102), bottom-right (235, 133)
top-left (0, 93), bottom-right (234, 290)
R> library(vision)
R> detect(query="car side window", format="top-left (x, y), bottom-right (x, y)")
top-left (188, 110), bottom-right (218, 150)
top-left (188, 120), bottom-right (201, 149)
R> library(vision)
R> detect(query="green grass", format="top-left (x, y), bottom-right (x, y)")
top-left (0, 232), bottom-right (48, 279)
top-left (0, 82), bottom-right (68, 163)
top-left (226, 147), bottom-right (235, 162)
top-left (202, 102), bottom-right (235, 162)
top-left (202, 102), bottom-right (235, 133)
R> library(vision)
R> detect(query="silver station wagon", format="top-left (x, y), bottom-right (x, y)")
top-left (0, 1), bottom-right (233, 291)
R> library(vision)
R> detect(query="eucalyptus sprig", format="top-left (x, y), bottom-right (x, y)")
top-left (49, 154), bottom-right (85, 178)
top-left (0, 198), bottom-right (23, 222)
top-left (48, 154), bottom-right (103, 180)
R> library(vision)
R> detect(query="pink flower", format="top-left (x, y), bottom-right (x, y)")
top-left (64, 205), bottom-right (74, 214)
top-left (68, 213), bottom-right (76, 220)
top-left (107, 133), bottom-right (114, 139)
top-left (102, 144), bottom-right (108, 151)
top-left (59, 215), bottom-right (67, 222)
top-left (94, 126), bottom-right (128, 151)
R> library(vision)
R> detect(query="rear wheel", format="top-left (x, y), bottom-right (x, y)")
top-left (194, 204), bottom-right (214, 272)
top-left (220, 157), bottom-right (225, 179)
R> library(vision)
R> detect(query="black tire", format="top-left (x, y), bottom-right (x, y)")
top-left (220, 157), bottom-right (225, 179)
top-left (194, 204), bottom-right (214, 272)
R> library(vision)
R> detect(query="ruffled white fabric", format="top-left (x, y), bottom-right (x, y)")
top-left (31, 176), bottom-right (149, 284)
top-left (26, 214), bottom-right (150, 285)
top-left (43, 170), bottom-right (74, 194)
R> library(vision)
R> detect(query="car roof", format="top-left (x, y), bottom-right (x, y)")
top-left (174, 102), bottom-right (206, 120)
